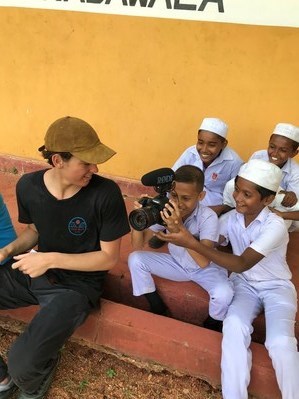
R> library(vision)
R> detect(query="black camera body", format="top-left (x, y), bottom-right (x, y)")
top-left (129, 168), bottom-right (175, 231)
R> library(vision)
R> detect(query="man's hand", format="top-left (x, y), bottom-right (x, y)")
top-left (12, 251), bottom-right (50, 278)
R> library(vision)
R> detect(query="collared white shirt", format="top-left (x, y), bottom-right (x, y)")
top-left (250, 150), bottom-right (299, 197)
top-left (220, 207), bottom-right (292, 281)
top-left (172, 145), bottom-right (243, 206)
top-left (150, 203), bottom-right (219, 271)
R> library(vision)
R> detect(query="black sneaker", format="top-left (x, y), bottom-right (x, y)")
top-left (17, 355), bottom-right (60, 399)
top-left (203, 316), bottom-right (223, 332)
top-left (148, 235), bottom-right (166, 249)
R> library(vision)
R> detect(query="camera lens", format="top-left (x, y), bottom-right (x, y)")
top-left (129, 206), bottom-right (161, 231)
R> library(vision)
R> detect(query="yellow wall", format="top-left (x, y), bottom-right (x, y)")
top-left (0, 7), bottom-right (298, 180)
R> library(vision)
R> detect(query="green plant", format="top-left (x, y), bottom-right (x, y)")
top-left (78, 379), bottom-right (89, 392)
top-left (106, 367), bottom-right (117, 378)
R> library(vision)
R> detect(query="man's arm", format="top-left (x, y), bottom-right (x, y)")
top-left (0, 224), bottom-right (38, 263)
top-left (12, 237), bottom-right (123, 278)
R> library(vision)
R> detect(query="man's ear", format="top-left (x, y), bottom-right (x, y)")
top-left (51, 153), bottom-right (64, 168)
top-left (198, 191), bottom-right (206, 201)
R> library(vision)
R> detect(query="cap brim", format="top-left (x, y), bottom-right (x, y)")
top-left (71, 142), bottom-right (116, 164)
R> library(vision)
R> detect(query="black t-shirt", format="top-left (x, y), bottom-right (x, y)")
top-left (16, 169), bottom-right (130, 306)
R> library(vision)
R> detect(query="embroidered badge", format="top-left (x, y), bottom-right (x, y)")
top-left (68, 217), bottom-right (87, 236)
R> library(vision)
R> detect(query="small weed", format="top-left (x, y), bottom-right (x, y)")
top-left (106, 367), bottom-right (117, 378)
top-left (78, 379), bottom-right (89, 392)
top-left (123, 387), bottom-right (134, 398)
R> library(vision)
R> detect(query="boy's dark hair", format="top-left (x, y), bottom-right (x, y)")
top-left (175, 165), bottom-right (204, 192)
top-left (39, 149), bottom-right (72, 166)
top-left (235, 176), bottom-right (276, 199)
top-left (270, 134), bottom-right (299, 151)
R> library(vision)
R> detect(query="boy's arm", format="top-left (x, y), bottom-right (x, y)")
top-left (131, 228), bottom-right (154, 250)
top-left (155, 225), bottom-right (264, 273)
top-left (269, 207), bottom-right (299, 221)
top-left (209, 204), bottom-right (233, 217)
top-left (186, 238), bottom-right (215, 268)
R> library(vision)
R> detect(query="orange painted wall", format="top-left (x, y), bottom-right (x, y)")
top-left (0, 7), bottom-right (298, 179)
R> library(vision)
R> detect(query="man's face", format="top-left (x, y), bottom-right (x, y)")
top-left (267, 134), bottom-right (298, 167)
top-left (61, 156), bottom-right (98, 187)
top-left (169, 181), bottom-right (204, 220)
top-left (196, 130), bottom-right (227, 167)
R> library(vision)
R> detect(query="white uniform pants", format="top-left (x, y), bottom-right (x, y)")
top-left (128, 251), bottom-right (234, 321)
top-left (221, 274), bottom-right (299, 399)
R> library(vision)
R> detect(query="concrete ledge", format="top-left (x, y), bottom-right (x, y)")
top-left (0, 299), bottom-right (281, 399)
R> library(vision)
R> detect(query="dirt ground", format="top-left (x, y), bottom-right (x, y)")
top-left (0, 318), bottom-right (225, 399)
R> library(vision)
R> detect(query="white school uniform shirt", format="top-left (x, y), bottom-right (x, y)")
top-left (172, 145), bottom-right (243, 206)
top-left (219, 207), bottom-right (292, 281)
top-left (250, 150), bottom-right (299, 197)
top-left (150, 203), bottom-right (219, 271)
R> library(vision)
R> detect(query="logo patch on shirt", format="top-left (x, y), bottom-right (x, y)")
top-left (68, 217), bottom-right (87, 236)
top-left (211, 173), bottom-right (218, 181)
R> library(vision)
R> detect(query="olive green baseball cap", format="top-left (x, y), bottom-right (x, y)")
top-left (39, 116), bottom-right (116, 164)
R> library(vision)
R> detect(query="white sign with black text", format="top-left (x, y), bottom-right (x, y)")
top-left (1, 0), bottom-right (299, 28)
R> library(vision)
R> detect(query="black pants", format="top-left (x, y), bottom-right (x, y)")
top-left (0, 261), bottom-right (92, 394)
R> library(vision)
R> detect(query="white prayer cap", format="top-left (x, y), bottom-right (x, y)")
top-left (238, 159), bottom-right (282, 193)
top-left (198, 117), bottom-right (228, 139)
top-left (273, 123), bottom-right (299, 144)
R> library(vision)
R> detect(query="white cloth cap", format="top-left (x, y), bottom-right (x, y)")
top-left (273, 123), bottom-right (299, 144)
top-left (238, 159), bottom-right (282, 192)
top-left (198, 117), bottom-right (228, 139)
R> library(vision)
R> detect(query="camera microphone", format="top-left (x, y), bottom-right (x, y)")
top-left (141, 168), bottom-right (175, 187)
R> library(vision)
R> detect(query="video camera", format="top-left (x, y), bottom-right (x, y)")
top-left (129, 167), bottom-right (175, 231)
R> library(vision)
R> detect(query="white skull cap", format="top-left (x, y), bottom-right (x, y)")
top-left (273, 123), bottom-right (299, 144)
top-left (198, 117), bottom-right (228, 139)
top-left (238, 159), bottom-right (282, 193)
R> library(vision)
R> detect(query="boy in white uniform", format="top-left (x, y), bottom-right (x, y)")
top-left (149, 117), bottom-right (243, 248)
top-left (221, 122), bottom-right (299, 229)
top-left (250, 122), bottom-right (299, 207)
top-left (128, 165), bottom-right (233, 324)
top-left (156, 159), bottom-right (299, 399)
top-left (172, 117), bottom-right (243, 209)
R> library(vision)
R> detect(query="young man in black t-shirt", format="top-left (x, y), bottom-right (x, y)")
top-left (0, 116), bottom-right (130, 399)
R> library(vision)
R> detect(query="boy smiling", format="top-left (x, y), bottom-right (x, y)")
top-left (250, 122), bottom-right (299, 207)
top-left (128, 165), bottom-right (233, 325)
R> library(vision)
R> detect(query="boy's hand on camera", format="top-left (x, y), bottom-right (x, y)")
top-left (155, 224), bottom-right (195, 249)
top-left (133, 194), bottom-right (150, 210)
top-left (160, 200), bottom-right (182, 233)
